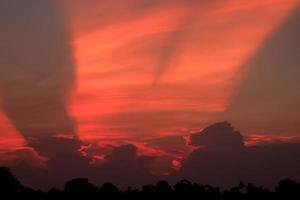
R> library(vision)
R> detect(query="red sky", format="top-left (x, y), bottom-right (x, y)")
top-left (0, 0), bottom-right (300, 171)
top-left (67, 1), bottom-right (298, 140)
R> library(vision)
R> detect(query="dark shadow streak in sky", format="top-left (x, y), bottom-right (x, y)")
top-left (222, 6), bottom-right (300, 133)
top-left (0, 1), bottom-right (77, 155)
top-left (152, 9), bottom-right (197, 86)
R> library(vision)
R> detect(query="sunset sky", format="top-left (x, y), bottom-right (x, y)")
top-left (0, 0), bottom-right (300, 181)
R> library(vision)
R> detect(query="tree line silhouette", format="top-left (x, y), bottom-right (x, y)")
top-left (1, 167), bottom-right (300, 199)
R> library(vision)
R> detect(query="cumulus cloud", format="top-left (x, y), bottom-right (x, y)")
top-left (189, 121), bottom-right (244, 148)
top-left (178, 122), bottom-right (300, 188)
top-left (90, 144), bottom-right (156, 188)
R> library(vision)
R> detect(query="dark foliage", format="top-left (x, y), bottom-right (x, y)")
top-left (0, 166), bottom-right (299, 199)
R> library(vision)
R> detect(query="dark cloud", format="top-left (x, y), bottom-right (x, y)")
top-left (105, 144), bottom-right (137, 164)
top-left (189, 121), bottom-right (244, 148)
top-left (0, 1), bottom-right (76, 146)
top-left (5, 142), bottom-right (157, 190)
top-left (10, 138), bottom-right (90, 189)
top-left (177, 122), bottom-right (300, 188)
top-left (91, 144), bottom-right (156, 188)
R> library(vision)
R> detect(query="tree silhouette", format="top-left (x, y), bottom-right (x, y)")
top-left (276, 179), bottom-right (300, 200)
top-left (64, 178), bottom-right (98, 194)
top-left (100, 182), bottom-right (121, 199)
top-left (0, 167), bottom-right (28, 193)
top-left (174, 180), bottom-right (202, 200)
top-left (0, 166), bottom-right (300, 199)
top-left (64, 178), bottom-right (98, 198)
top-left (156, 181), bottom-right (173, 199)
